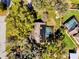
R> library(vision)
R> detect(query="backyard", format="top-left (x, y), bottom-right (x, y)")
top-left (61, 10), bottom-right (79, 49)
top-left (5, 0), bottom-right (78, 59)
top-left (63, 32), bottom-right (76, 49)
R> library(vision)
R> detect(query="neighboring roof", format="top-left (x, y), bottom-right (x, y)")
top-left (69, 49), bottom-right (78, 59)
top-left (63, 16), bottom-right (78, 31)
top-left (70, 53), bottom-right (78, 59)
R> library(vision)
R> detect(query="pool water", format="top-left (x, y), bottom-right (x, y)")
top-left (45, 27), bottom-right (53, 38)
top-left (40, 25), bottom-right (53, 40)
top-left (65, 18), bottom-right (78, 31)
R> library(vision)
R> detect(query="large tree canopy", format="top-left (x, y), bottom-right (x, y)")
top-left (32, 0), bottom-right (69, 16)
top-left (6, 0), bottom-right (34, 41)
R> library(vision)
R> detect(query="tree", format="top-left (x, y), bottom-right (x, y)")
top-left (6, 1), bottom-right (35, 57)
top-left (6, 0), bottom-right (39, 59)
top-left (6, 0), bottom-right (34, 41)
top-left (32, 0), bottom-right (69, 16)
top-left (54, 0), bottom-right (69, 16)
top-left (32, 0), bottom-right (53, 10)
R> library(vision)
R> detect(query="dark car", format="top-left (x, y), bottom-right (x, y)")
top-left (1, 0), bottom-right (11, 7)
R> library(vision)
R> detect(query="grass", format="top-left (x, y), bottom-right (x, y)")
top-left (12, 0), bottom-right (20, 3)
top-left (70, 0), bottom-right (79, 4)
top-left (6, 43), bottom-right (11, 53)
top-left (62, 10), bottom-right (79, 49)
top-left (6, 0), bottom-right (77, 58)
top-left (63, 10), bottom-right (79, 22)
top-left (63, 32), bottom-right (76, 49)
top-left (36, 1), bottom-right (78, 59)
top-left (62, 10), bottom-right (78, 49)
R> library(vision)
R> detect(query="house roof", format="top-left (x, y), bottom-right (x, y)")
top-left (70, 53), bottom-right (78, 59)
top-left (69, 49), bottom-right (78, 59)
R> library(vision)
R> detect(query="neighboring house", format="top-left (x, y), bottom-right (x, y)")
top-left (30, 19), bottom-right (53, 43)
top-left (69, 49), bottom-right (78, 59)
top-left (63, 16), bottom-right (79, 44)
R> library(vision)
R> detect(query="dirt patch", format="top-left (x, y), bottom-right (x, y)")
top-left (47, 18), bottom-right (56, 26)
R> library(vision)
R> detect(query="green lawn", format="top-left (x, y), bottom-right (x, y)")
top-left (70, 0), bottom-right (79, 4)
top-left (63, 32), bottom-right (76, 49)
top-left (63, 10), bottom-right (79, 22)
top-left (62, 10), bottom-right (78, 49)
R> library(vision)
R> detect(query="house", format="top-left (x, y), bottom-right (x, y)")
top-left (69, 49), bottom-right (78, 59)
top-left (63, 16), bottom-right (79, 44)
top-left (30, 19), bottom-right (53, 43)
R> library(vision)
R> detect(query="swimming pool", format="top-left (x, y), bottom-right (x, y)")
top-left (40, 25), bottom-right (53, 40)
top-left (45, 26), bottom-right (53, 38)
top-left (65, 18), bottom-right (78, 31)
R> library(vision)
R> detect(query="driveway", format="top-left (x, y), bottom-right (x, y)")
top-left (0, 16), bottom-right (7, 59)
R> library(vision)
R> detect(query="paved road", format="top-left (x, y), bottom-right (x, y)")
top-left (0, 16), bottom-right (7, 59)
